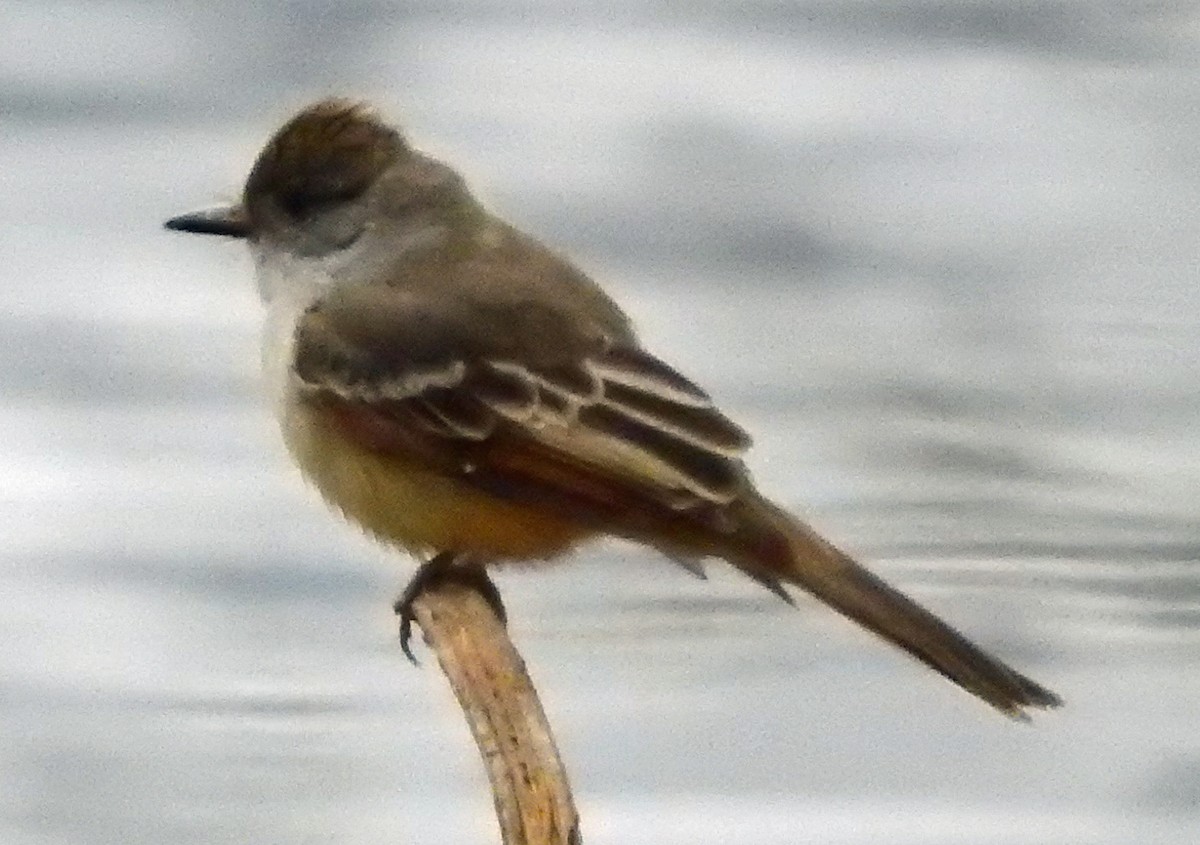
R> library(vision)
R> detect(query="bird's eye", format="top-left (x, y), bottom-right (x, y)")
top-left (279, 180), bottom-right (365, 221)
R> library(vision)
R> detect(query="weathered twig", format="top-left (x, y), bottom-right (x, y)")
top-left (408, 567), bottom-right (581, 845)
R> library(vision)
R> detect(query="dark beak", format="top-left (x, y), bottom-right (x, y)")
top-left (164, 205), bottom-right (251, 238)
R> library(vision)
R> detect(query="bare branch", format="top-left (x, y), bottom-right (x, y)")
top-left (409, 567), bottom-right (581, 845)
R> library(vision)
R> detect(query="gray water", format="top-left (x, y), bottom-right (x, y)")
top-left (3, 2), bottom-right (1199, 843)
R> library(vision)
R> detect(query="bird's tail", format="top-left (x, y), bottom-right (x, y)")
top-left (724, 494), bottom-right (1062, 718)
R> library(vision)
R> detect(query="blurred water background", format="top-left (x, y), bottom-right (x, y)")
top-left (3, 2), bottom-right (1199, 843)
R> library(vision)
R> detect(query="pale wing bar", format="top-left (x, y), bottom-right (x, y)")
top-left (293, 341), bottom-right (752, 505)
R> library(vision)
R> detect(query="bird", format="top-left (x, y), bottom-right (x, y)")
top-left (165, 98), bottom-right (1061, 719)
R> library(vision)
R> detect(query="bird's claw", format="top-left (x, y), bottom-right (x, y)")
top-left (395, 601), bottom-right (421, 665)
top-left (392, 554), bottom-right (455, 665)
top-left (392, 553), bottom-right (506, 665)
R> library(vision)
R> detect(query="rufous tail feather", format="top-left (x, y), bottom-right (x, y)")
top-left (728, 495), bottom-right (1062, 718)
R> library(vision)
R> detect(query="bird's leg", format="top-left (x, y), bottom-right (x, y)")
top-left (394, 552), bottom-right (458, 664)
top-left (393, 552), bottom-right (507, 664)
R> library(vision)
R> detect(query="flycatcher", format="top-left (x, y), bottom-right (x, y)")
top-left (166, 99), bottom-right (1060, 718)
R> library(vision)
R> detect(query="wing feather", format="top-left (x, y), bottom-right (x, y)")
top-left (291, 293), bottom-right (753, 511)
top-left (600, 380), bottom-right (750, 456)
top-left (587, 347), bottom-right (713, 407)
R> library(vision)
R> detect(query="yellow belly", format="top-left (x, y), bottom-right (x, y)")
top-left (281, 399), bottom-right (589, 560)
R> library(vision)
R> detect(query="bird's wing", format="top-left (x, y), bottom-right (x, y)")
top-left (290, 282), bottom-right (753, 528)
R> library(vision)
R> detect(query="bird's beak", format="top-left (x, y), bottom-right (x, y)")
top-left (164, 205), bottom-right (251, 238)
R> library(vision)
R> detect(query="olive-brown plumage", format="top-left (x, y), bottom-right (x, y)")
top-left (166, 99), bottom-right (1062, 718)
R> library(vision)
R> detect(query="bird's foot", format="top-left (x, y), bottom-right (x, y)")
top-left (392, 553), bottom-right (507, 665)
